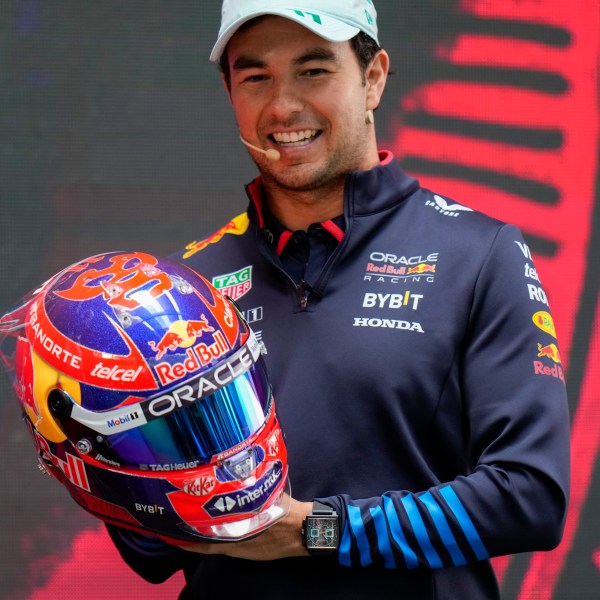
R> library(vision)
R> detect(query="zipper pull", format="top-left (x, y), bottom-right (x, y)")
top-left (298, 280), bottom-right (320, 309)
top-left (299, 290), bottom-right (309, 309)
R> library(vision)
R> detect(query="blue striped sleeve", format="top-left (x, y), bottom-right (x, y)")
top-left (383, 496), bottom-right (419, 569)
top-left (369, 505), bottom-right (396, 568)
top-left (401, 495), bottom-right (443, 568)
top-left (440, 486), bottom-right (489, 560)
top-left (346, 504), bottom-right (373, 566)
top-left (420, 491), bottom-right (467, 566)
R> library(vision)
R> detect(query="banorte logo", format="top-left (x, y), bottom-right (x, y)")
top-left (182, 213), bottom-right (249, 259)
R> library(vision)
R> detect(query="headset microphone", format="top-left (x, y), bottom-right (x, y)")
top-left (239, 135), bottom-right (281, 161)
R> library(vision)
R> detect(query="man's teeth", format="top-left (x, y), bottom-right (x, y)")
top-left (272, 129), bottom-right (318, 144)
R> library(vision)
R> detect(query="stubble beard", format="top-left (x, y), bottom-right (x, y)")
top-left (255, 128), bottom-right (368, 199)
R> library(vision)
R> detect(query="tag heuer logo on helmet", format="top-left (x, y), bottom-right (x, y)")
top-left (212, 266), bottom-right (252, 301)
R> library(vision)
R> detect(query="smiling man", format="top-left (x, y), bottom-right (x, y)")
top-left (106, 2), bottom-right (570, 599)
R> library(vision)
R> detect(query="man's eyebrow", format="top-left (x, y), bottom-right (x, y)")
top-left (232, 48), bottom-right (339, 71)
top-left (294, 48), bottom-right (339, 65)
top-left (232, 56), bottom-right (267, 71)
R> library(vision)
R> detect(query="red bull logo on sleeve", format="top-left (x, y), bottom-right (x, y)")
top-left (537, 343), bottom-right (561, 364)
top-left (533, 342), bottom-right (565, 383)
top-left (182, 213), bottom-right (249, 259)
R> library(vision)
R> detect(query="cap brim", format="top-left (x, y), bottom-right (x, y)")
top-left (210, 8), bottom-right (360, 62)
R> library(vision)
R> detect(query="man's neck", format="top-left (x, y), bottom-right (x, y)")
top-left (262, 180), bottom-right (346, 232)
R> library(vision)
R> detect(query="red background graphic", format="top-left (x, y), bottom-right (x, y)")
top-left (0, 1), bottom-right (598, 598)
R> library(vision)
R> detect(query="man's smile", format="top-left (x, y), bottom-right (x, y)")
top-left (270, 129), bottom-right (321, 147)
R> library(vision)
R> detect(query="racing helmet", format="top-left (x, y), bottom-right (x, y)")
top-left (0, 251), bottom-right (289, 543)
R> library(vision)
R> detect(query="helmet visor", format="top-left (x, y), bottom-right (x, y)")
top-left (103, 360), bottom-right (271, 469)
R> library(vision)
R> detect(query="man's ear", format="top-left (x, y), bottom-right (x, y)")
top-left (365, 49), bottom-right (390, 111)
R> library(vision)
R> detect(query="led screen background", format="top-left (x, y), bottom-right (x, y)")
top-left (0, 1), bottom-right (598, 598)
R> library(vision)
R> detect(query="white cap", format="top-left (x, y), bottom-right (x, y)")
top-left (210, 0), bottom-right (379, 62)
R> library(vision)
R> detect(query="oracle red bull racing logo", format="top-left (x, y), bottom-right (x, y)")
top-left (364, 251), bottom-right (438, 283)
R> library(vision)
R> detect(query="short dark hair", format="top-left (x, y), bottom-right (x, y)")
top-left (219, 29), bottom-right (382, 89)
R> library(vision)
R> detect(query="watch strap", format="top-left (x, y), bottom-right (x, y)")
top-left (311, 500), bottom-right (337, 517)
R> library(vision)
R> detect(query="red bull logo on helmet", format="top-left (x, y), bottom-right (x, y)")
top-left (148, 315), bottom-right (215, 360)
top-left (153, 329), bottom-right (230, 386)
top-left (183, 213), bottom-right (249, 259)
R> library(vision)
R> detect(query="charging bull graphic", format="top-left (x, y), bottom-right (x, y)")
top-left (148, 316), bottom-right (215, 360)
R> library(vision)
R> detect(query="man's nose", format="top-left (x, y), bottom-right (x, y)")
top-left (265, 79), bottom-right (305, 120)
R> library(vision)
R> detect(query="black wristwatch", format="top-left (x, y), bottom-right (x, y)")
top-left (301, 500), bottom-right (340, 556)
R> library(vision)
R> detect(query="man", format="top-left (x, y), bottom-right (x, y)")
top-left (108, 1), bottom-right (570, 598)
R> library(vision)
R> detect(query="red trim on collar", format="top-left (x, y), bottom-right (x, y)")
top-left (379, 150), bottom-right (394, 166)
top-left (247, 176), bottom-right (265, 229)
top-left (321, 220), bottom-right (345, 242)
top-left (276, 230), bottom-right (293, 256)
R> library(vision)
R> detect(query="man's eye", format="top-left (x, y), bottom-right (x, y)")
top-left (241, 74), bottom-right (267, 83)
top-left (304, 68), bottom-right (329, 76)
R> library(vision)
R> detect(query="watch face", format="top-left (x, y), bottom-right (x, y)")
top-left (306, 517), bottom-right (339, 549)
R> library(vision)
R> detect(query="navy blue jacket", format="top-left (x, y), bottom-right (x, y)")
top-left (108, 153), bottom-right (570, 599)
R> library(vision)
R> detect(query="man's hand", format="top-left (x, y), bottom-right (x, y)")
top-left (178, 496), bottom-right (313, 561)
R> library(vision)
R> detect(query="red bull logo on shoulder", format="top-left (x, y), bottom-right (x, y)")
top-left (183, 213), bottom-right (249, 259)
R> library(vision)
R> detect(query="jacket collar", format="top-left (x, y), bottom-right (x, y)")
top-left (245, 151), bottom-right (419, 227)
